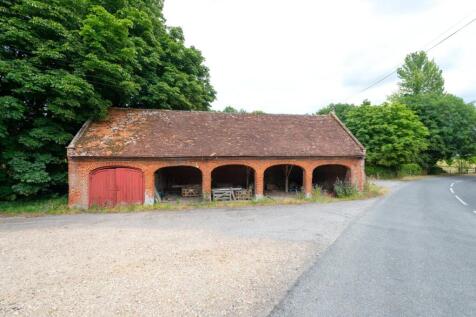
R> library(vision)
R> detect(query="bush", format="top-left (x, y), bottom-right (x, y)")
top-left (334, 179), bottom-right (358, 198)
top-left (428, 166), bottom-right (446, 175)
top-left (365, 165), bottom-right (397, 179)
top-left (398, 163), bottom-right (423, 177)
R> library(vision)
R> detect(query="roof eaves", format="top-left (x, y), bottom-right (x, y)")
top-left (109, 107), bottom-right (328, 118)
top-left (329, 113), bottom-right (366, 154)
top-left (67, 119), bottom-right (92, 149)
top-left (67, 154), bottom-right (366, 159)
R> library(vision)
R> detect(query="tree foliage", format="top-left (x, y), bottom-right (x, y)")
top-left (0, 0), bottom-right (215, 200)
top-left (317, 103), bottom-right (354, 123)
top-left (393, 94), bottom-right (476, 167)
top-left (318, 52), bottom-right (475, 174)
top-left (222, 106), bottom-right (242, 113)
top-left (222, 106), bottom-right (264, 114)
top-left (393, 51), bottom-right (476, 168)
top-left (397, 51), bottom-right (445, 96)
top-left (345, 103), bottom-right (429, 168)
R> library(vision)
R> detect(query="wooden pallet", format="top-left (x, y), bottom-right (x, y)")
top-left (234, 189), bottom-right (252, 200)
top-left (181, 186), bottom-right (201, 197)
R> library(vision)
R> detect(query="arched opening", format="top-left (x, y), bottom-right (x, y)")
top-left (155, 166), bottom-right (202, 202)
top-left (211, 165), bottom-right (255, 200)
top-left (312, 165), bottom-right (351, 193)
top-left (264, 164), bottom-right (303, 197)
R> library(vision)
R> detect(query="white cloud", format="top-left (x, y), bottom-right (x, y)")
top-left (164, 0), bottom-right (476, 113)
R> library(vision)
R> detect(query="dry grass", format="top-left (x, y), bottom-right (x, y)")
top-left (0, 182), bottom-right (386, 217)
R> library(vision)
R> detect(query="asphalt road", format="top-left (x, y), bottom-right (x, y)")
top-left (271, 176), bottom-right (476, 317)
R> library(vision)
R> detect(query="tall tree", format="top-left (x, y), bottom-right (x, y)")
top-left (394, 94), bottom-right (476, 167)
top-left (0, 0), bottom-right (215, 200)
top-left (396, 51), bottom-right (445, 96)
top-left (393, 51), bottom-right (476, 168)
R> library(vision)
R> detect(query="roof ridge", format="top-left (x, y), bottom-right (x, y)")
top-left (109, 107), bottom-right (327, 118)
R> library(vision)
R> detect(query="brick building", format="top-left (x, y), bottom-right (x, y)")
top-left (67, 108), bottom-right (365, 208)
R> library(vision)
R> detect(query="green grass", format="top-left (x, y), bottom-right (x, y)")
top-left (0, 196), bottom-right (69, 216)
top-left (0, 182), bottom-right (386, 217)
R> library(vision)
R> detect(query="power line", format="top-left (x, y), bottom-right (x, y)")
top-left (420, 9), bottom-right (476, 50)
top-left (353, 15), bottom-right (476, 98)
top-left (426, 17), bottom-right (476, 52)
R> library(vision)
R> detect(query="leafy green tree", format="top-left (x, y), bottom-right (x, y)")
top-left (345, 103), bottom-right (429, 168)
top-left (394, 94), bottom-right (476, 167)
top-left (222, 106), bottom-right (247, 113)
top-left (222, 106), bottom-right (239, 113)
top-left (397, 51), bottom-right (445, 96)
top-left (317, 103), bottom-right (355, 123)
top-left (392, 51), bottom-right (476, 168)
top-left (0, 0), bottom-right (215, 200)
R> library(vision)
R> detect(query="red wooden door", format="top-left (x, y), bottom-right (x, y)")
top-left (115, 168), bottom-right (144, 205)
top-left (89, 168), bottom-right (144, 207)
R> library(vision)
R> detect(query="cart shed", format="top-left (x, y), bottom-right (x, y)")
top-left (67, 108), bottom-right (365, 208)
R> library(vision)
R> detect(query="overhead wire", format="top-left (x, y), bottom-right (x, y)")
top-left (347, 12), bottom-right (476, 101)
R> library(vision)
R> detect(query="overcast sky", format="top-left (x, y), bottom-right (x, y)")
top-left (163, 0), bottom-right (476, 114)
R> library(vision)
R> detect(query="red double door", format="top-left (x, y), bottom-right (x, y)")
top-left (89, 168), bottom-right (144, 207)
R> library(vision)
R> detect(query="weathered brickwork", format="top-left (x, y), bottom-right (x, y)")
top-left (68, 108), bottom-right (367, 208)
top-left (68, 157), bottom-right (365, 208)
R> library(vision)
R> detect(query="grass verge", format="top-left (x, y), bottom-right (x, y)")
top-left (0, 182), bottom-right (386, 217)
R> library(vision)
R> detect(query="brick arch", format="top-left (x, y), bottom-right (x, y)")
top-left (210, 164), bottom-right (256, 194)
top-left (89, 164), bottom-right (144, 175)
top-left (210, 163), bottom-right (257, 174)
top-left (312, 163), bottom-right (354, 182)
top-left (90, 165), bottom-right (143, 174)
top-left (154, 165), bottom-right (203, 201)
top-left (263, 163), bottom-right (305, 195)
top-left (153, 164), bottom-right (203, 175)
top-left (261, 161), bottom-right (307, 172)
top-left (152, 162), bottom-right (203, 172)
top-left (312, 164), bottom-right (353, 193)
top-left (312, 162), bottom-right (354, 171)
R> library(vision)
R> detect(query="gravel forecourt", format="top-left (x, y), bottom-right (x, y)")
top-left (0, 182), bottom-right (400, 316)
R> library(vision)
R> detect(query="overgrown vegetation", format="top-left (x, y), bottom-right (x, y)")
top-left (333, 180), bottom-right (359, 198)
top-left (0, 196), bottom-right (68, 215)
top-left (319, 51), bottom-right (476, 178)
top-left (221, 106), bottom-right (266, 114)
top-left (0, 0), bottom-right (215, 200)
top-left (308, 181), bottom-right (383, 202)
top-left (398, 163), bottom-right (422, 177)
top-left (0, 182), bottom-right (385, 217)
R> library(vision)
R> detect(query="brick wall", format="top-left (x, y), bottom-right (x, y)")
top-left (68, 157), bottom-right (365, 208)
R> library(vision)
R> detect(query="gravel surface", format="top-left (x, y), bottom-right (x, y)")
top-left (0, 187), bottom-right (398, 316)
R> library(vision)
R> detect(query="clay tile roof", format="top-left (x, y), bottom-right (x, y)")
top-left (68, 108), bottom-right (365, 158)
